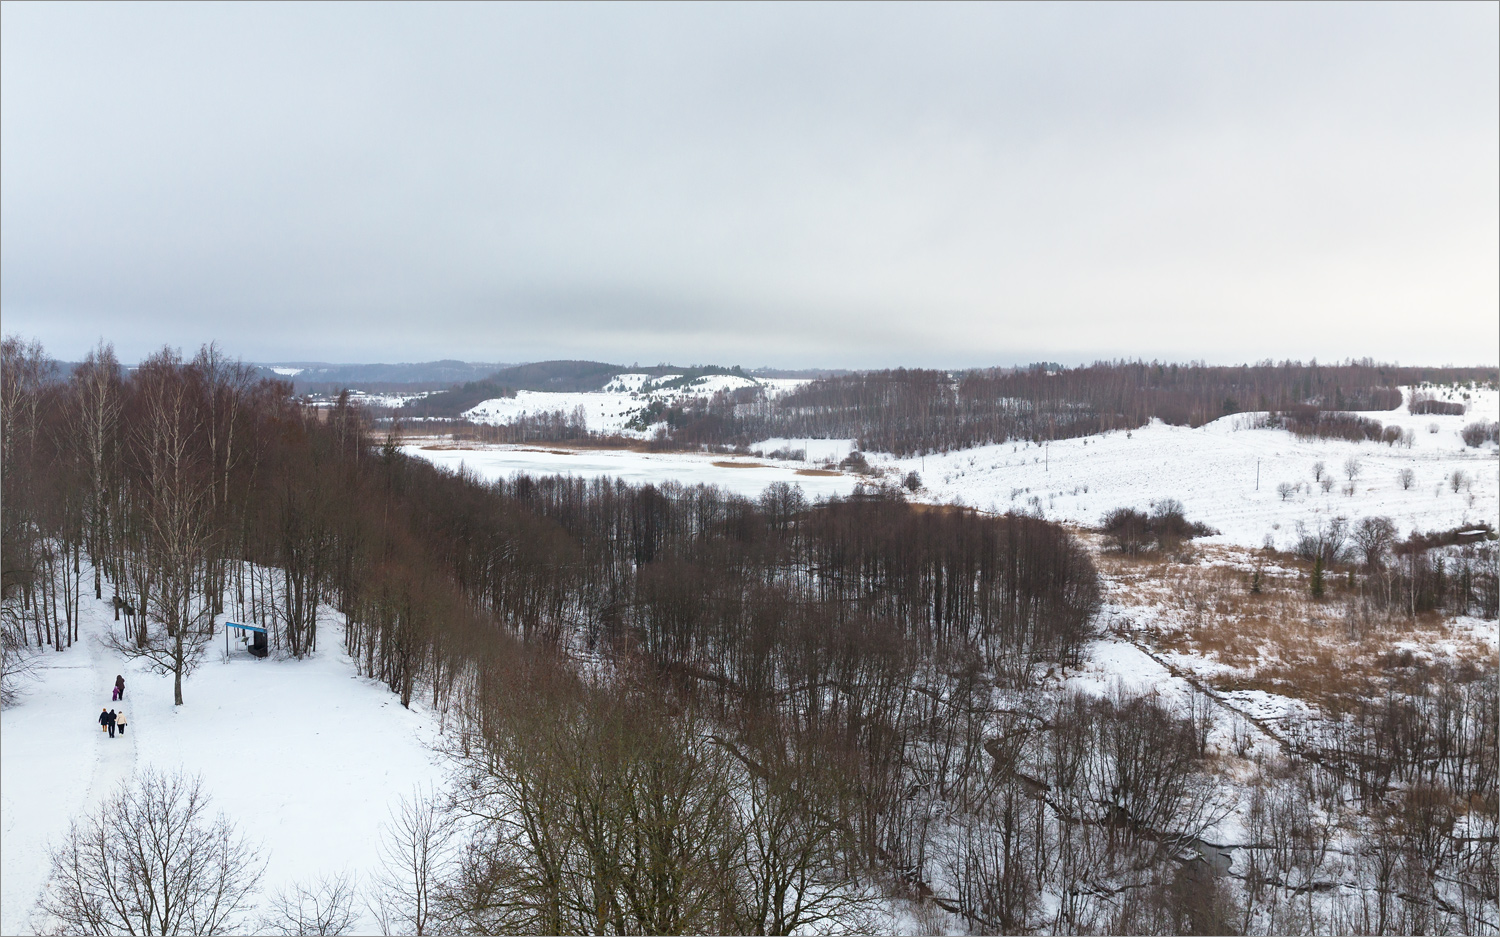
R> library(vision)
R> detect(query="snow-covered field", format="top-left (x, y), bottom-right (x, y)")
top-left (412, 388), bottom-right (1498, 550)
top-left (870, 388), bottom-right (1500, 549)
top-left (405, 443), bottom-right (861, 500)
top-left (0, 583), bottom-right (443, 935)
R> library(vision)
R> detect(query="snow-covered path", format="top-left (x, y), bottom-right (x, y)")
top-left (0, 599), bottom-right (122, 935)
top-left (2, 576), bottom-right (450, 935)
top-left (82, 615), bottom-right (138, 822)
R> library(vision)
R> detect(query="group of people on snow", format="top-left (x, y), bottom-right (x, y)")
top-left (99, 675), bottom-right (127, 738)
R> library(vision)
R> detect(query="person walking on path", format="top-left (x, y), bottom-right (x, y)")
top-left (106, 709), bottom-right (117, 738)
top-left (116, 710), bottom-right (127, 736)
top-left (98, 707), bottom-right (110, 735)
top-left (114, 675), bottom-right (125, 700)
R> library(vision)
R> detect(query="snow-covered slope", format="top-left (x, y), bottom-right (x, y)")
top-left (0, 580), bottom-right (444, 935)
top-left (876, 389), bottom-right (1499, 549)
top-left (460, 372), bottom-right (806, 436)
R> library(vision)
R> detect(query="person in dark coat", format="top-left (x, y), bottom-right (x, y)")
top-left (106, 709), bottom-right (117, 738)
top-left (115, 675), bottom-right (125, 700)
top-left (99, 707), bottom-right (110, 734)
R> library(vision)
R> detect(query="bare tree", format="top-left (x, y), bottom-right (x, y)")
top-left (261, 872), bottom-right (360, 936)
top-left (1398, 467), bottom-right (1416, 490)
top-left (0, 604), bottom-right (38, 706)
top-left (1276, 482), bottom-right (1295, 502)
top-left (68, 343), bottom-right (123, 600)
top-left (105, 353), bottom-right (216, 704)
top-left (369, 788), bottom-right (454, 937)
top-left (1312, 461), bottom-right (1326, 483)
top-left (1352, 516), bottom-right (1398, 570)
top-left (38, 768), bottom-right (263, 936)
top-left (1343, 456), bottom-right (1361, 482)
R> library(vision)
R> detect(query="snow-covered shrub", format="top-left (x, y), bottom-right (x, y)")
top-left (1294, 516), bottom-right (1350, 565)
top-left (1101, 501), bottom-right (1215, 555)
top-left (1461, 420), bottom-right (1499, 448)
top-left (838, 450), bottom-right (872, 474)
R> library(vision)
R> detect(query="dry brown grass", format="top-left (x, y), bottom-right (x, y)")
top-left (712, 461), bottom-right (769, 469)
top-left (1088, 537), bottom-right (1496, 716)
top-left (795, 468), bottom-right (843, 477)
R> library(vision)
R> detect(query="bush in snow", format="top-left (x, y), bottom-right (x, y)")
top-left (838, 450), bottom-right (872, 474)
top-left (1101, 501), bottom-right (1215, 555)
top-left (1461, 420), bottom-right (1499, 448)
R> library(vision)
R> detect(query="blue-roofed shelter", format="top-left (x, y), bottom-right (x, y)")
top-left (224, 621), bottom-right (268, 658)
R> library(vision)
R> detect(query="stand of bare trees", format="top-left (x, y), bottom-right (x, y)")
top-left (566, 361), bottom-right (1494, 456)
top-left (5, 337), bottom-right (1496, 934)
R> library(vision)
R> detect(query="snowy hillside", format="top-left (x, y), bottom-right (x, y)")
top-left (0, 577), bottom-right (444, 936)
top-left (460, 372), bottom-right (806, 436)
top-left (876, 388), bottom-right (1499, 548)
top-left (407, 387), bottom-right (1498, 551)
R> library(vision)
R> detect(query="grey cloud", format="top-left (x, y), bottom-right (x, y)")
top-left (3, 2), bottom-right (1495, 367)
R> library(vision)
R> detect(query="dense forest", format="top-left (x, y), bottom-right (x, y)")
top-left (3, 338), bottom-right (1495, 935)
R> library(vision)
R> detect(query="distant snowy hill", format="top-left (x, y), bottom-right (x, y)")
top-left (878, 386), bottom-right (1500, 548)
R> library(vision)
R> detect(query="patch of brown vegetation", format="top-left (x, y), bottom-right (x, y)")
top-left (794, 468), bottom-right (842, 477)
top-left (712, 461), bottom-right (768, 469)
top-left (908, 503), bottom-right (981, 517)
top-left (1090, 538), bottom-right (1496, 717)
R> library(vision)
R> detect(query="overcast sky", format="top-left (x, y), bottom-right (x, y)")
top-left (3, 2), bottom-right (1496, 368)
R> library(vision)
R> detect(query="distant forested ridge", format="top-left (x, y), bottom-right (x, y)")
top-left (401, 360), bottom-right (752, 418)
top-left (627, 360), bottom-right (1499, 455)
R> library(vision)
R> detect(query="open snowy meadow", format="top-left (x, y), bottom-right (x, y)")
top-left (1, 579), bottom-right (445, 935)
top-left (410, 386), bottom-right (1499, 553)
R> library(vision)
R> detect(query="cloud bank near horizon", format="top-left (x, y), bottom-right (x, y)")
top-left (3, 3), bottom-right (1496, 368)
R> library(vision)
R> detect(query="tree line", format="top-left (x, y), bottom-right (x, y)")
top-left (427, 359), bottom-right (1496, 456)
top-left (5, 337), bottom-right (1496, 935)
